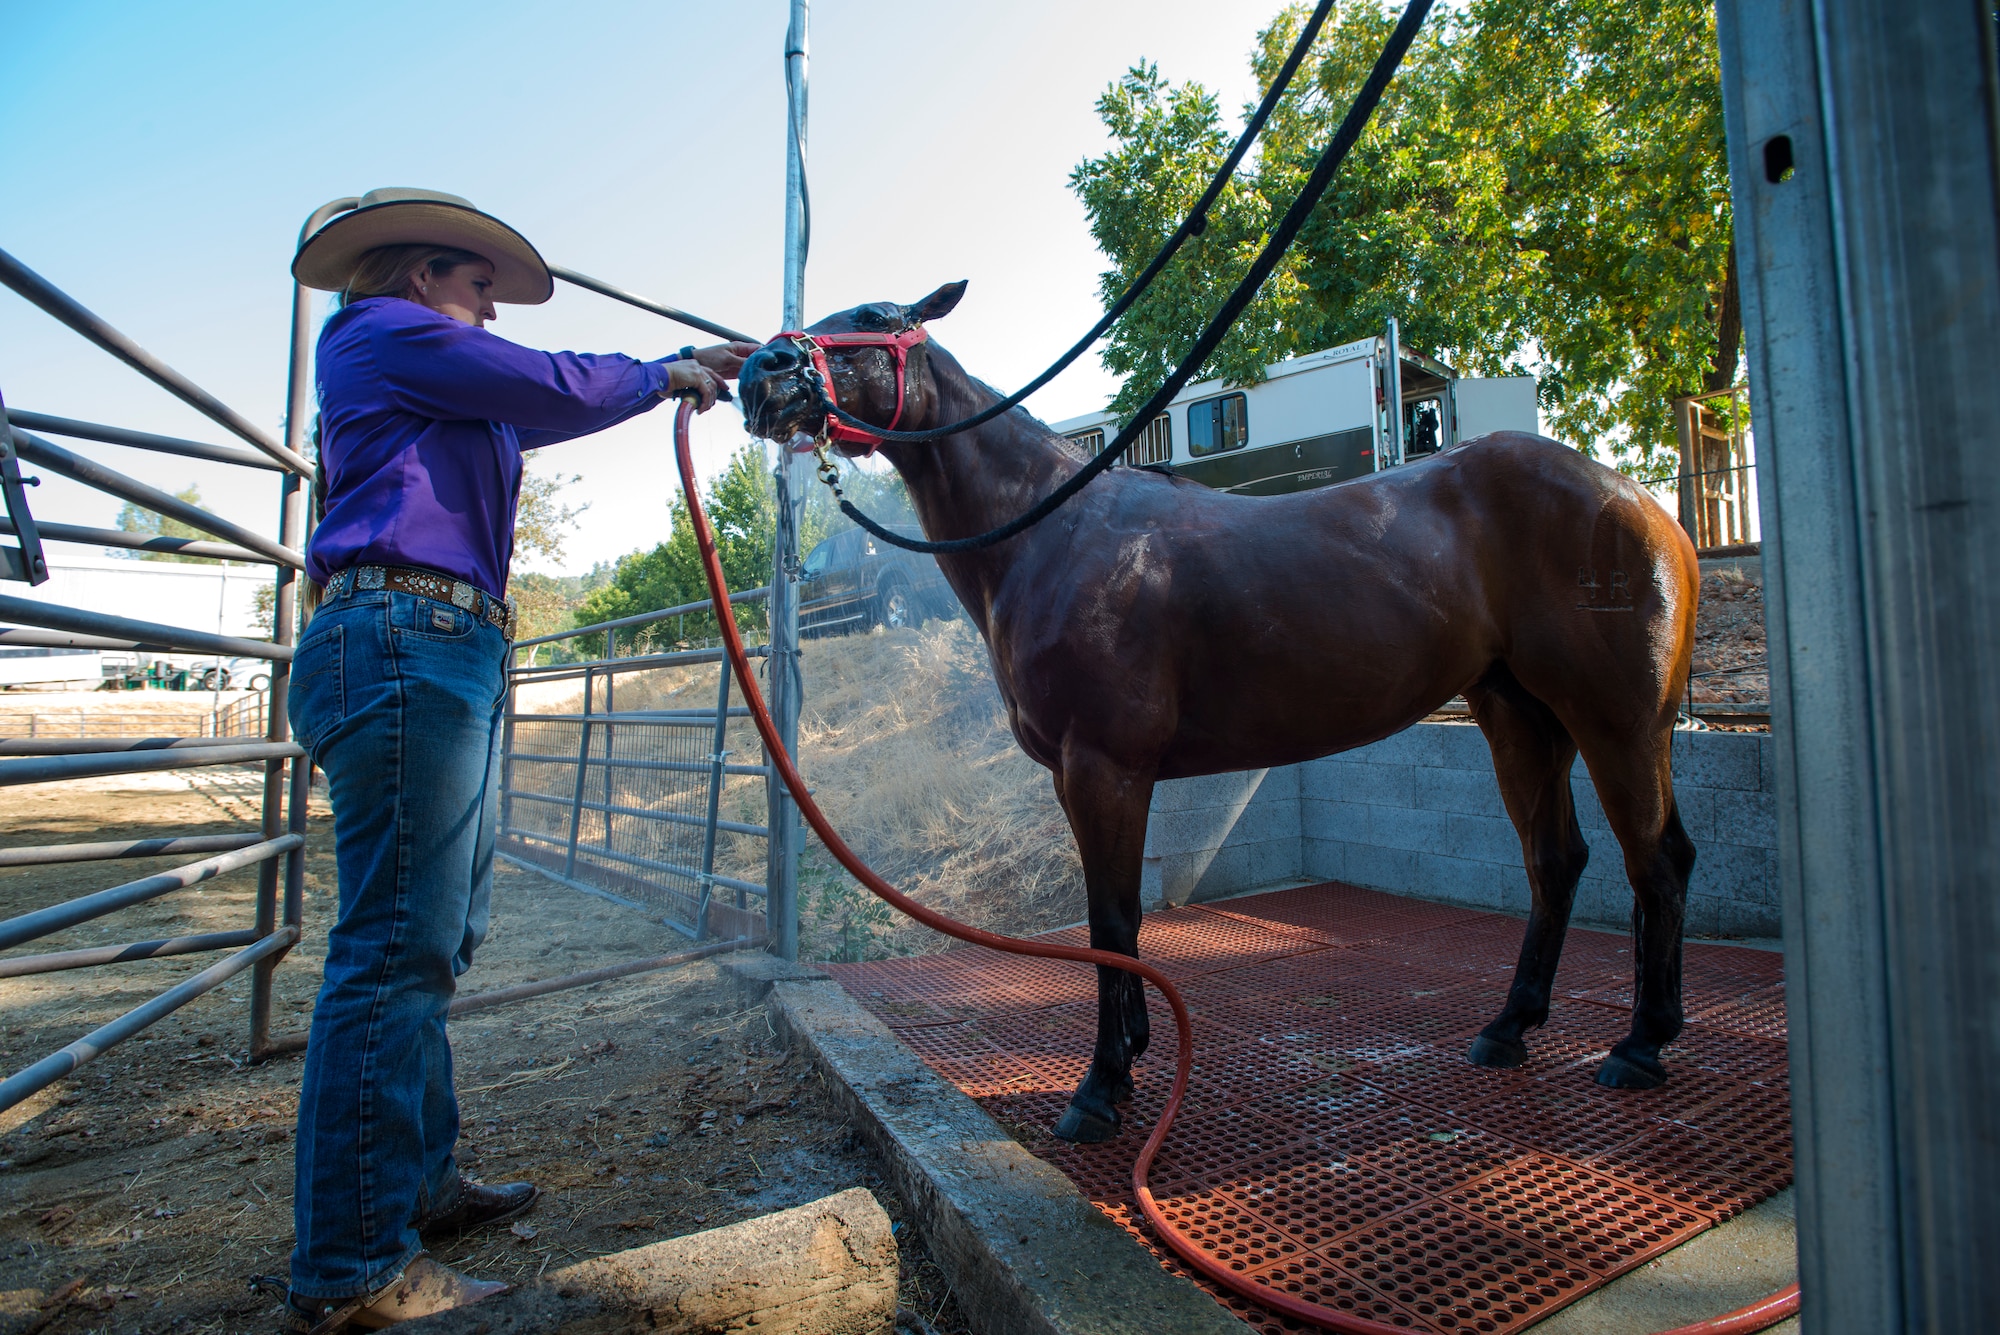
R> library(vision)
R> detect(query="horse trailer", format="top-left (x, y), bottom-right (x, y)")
top-left (1052, 320), bottom-right (1537, 495)
top-left (0, 645), bottom-right (102, 690)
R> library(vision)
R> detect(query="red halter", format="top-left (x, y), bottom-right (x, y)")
top-left (769, 325), bottom-right (929, 455)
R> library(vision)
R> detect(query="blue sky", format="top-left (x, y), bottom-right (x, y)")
top-left (1, 0), bottom-right (1277, 578)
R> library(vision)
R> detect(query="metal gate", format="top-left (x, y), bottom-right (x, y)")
top-left (0, 224), bottom-right (325, 1107)
top-left (497, 595), bottom-right (774, 942)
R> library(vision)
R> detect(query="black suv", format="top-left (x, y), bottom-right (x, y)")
top-left (798, 525), bottom-right (956, 636)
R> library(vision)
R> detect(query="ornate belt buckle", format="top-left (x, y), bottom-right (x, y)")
top-left (450, 581), bottom-right (476, 611)
top-left (357, 567), bottom-right (386, 591)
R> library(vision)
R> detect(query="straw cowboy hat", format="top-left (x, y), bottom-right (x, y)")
top-left (292, 187), bottom-right (554, 304)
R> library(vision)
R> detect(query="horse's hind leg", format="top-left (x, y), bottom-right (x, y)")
top-left (1465, 667), bottom-right (1592, 1069)
top-left (1580, 732), bottom-right (1695, 1089)
top-left (1049, 747), bottom-right (1154, 1144)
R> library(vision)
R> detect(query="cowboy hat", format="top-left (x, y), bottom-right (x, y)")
top-left (292, 187), bottom-right (553, 304)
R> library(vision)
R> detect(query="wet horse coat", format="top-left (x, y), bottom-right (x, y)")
top-left (740, 284), bottom-right (1700, 1142)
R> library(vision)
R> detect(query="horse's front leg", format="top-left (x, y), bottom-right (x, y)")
top-left (1049, 747), bottom-right (1155, 1144)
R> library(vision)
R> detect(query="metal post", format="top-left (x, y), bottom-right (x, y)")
top-left (564, 667), bottom-right (595, 879)
top-left (498, 662), bottom-right (518, 850)
top-left (695, 655), bottom-right (733, 940)
top-left (0, 384), bottom-right (50, 586)
top-left (1383, 317), bottom-right (1404, 468)
top-left (600, 629), bottom-right (616, 854)
top-left (1715, 3), bottom-right (2000, 1330)
top-left (764, 0), bottom-right (810, 961)
top-left (250, 196), bottom-right (355, 1060)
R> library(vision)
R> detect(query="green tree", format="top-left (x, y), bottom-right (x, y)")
top-left (571, 446), bottom-right (916, 655)
top-left (514, 467), bottom-right (586, 566)
top-left (251, 582), bottom-right (278, 639)
top-left (512, 562), bottom-right (614, 663)
top-left (1071, 0), bottom-right (1737, 479)
top-left (115, 484), bottom-right (221, 562)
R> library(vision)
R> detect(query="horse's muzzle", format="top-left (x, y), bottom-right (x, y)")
top-left (738, 341), bottom-right (824, 443)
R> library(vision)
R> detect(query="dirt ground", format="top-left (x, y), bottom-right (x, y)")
top-left (0, 769), bottom-right (970, 1335)
top-left (1689, 561), bottom-right (1768, 712)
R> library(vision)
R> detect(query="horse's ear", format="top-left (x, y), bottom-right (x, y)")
top-left (904, 281), bottom-right (968, 325)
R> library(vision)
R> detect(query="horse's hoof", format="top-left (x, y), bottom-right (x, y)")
top-left (1052, 1101), bottom-right (1121, 1143)
top-left (1467, 1033), bottom-right (1528, 1069)
top-left (1596, 1051), bottom-right (1667, 1089)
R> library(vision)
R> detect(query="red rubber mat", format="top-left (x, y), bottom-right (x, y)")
top-left (827, 882), bottom-right (1790, 1334)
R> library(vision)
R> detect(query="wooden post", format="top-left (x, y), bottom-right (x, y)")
top-left (398, 1188), bottom-right (896, 1334)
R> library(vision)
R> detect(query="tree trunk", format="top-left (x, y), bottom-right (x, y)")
top-left (1702, 242), bottom-right (1743, 392)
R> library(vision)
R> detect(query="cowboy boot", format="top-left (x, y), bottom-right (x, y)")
top-left (417, 1176), bottom-right (540, 1241)
top-left (282, 1256), bottom-right (507, 1333)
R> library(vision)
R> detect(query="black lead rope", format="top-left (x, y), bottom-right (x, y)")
top-left (840, 0), bottom-right (1435, 556)
top-left (817, 0), bottom-right (1341, 450)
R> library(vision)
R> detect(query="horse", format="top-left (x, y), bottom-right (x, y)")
top-left (739, 283), bottom-right (1701, 1143)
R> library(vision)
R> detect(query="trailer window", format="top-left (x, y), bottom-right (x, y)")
top-left (1125, 414), bottom-right (1172, 466)
top-left (1069, 417), bottom-right (1171, 466)
top-left (1188, 393), bottom-right (1248, 456)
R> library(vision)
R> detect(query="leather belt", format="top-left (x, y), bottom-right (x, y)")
top-left (322, 564), bottom-right (517, 640)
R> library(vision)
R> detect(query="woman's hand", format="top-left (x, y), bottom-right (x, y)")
top-left (694, 341), bottom-right (761, 379)
top-left (665, 359), bottom-right (728, 412)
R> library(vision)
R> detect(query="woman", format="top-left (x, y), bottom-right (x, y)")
top-left (283, 187), bottom-right (754, 1332)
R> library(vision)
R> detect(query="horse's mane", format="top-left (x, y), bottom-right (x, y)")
top-left (958, 370), bottom-right (1093, 463)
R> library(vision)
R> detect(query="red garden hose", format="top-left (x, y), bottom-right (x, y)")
top-left (670, 399), bottom-right (1799, 1333)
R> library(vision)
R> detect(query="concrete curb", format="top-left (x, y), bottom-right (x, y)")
top-left (724, 955), bottom-right (1251, 1335)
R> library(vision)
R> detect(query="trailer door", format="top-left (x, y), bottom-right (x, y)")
top-left (1452, 377), bottom-right (1538, 442)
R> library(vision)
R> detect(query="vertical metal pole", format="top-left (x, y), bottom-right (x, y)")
top-left (250, 196), bottom-right (354, 1061)
top-left (498, 654), bottom-right (518, 853)
top-left (599, 629), bottom-right (616, 854)
top-left (565, 667), bottom-right (595, 879)
top-left (1716, 2), bottom-right (2000, 1330)
top-left (1383, 317), bottom-right (1404, 468)
top-left (284, 478), bottom-right (319, 946)
top-left (695, 656), bottom-right (732, 940)
top-left (764, 0), bottom-right (810, 961)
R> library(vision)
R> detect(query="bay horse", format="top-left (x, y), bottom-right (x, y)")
top-left (739, 283), bottom-right (1700, 1143)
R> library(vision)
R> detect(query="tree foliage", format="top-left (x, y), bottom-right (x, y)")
top-left (116, 485), bottom-right (220, 562)
top-left (511, 563), bottom-right (614, 661)
top-left (514, 467), bottom-right (587, 567)
top-left (1070, 0), bottom-right (1736, 479)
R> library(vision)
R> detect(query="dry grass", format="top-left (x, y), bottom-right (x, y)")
top-left (533, 619), bottom-right (1084, 962)
top-left (790, 621), bottom-right (1083, 960)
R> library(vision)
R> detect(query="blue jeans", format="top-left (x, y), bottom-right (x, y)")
top-left (287, 586), bottom-right (508, 1298)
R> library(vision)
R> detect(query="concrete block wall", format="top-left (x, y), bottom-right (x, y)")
top-left (1141, 767), bottom-right (1301, 908)
top-left (1147, 723), bottom-right (1779, 937)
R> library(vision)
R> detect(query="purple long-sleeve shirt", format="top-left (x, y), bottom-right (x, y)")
top-left (307, 296), bottom-right (680, 594)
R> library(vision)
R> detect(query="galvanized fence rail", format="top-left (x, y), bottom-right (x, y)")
top-left (497, 592), bottom-right (776, 943)
top-left (0, 695), bottom-right (268, 740)
top-left (0, 203), bottom-right (337, 1111)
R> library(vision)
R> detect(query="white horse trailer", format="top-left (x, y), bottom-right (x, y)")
top-left (0, 646), bottom-right (103, 689)
top-left (1052, 320), bottom-right (1537, 496)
